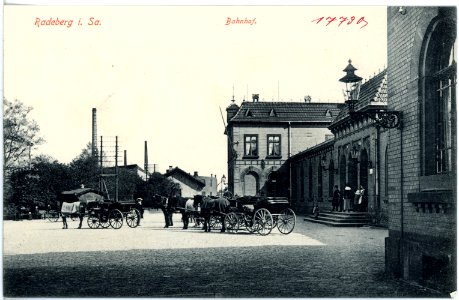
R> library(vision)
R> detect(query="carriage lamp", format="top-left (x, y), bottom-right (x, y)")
top-left (339, 59), bottom-right (402, 129)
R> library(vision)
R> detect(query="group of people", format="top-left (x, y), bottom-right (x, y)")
top-left (331, 184), bottom-right (367, 212)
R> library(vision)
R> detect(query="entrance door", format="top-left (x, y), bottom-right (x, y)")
top-left (243, 172), bottom-right (258, 196)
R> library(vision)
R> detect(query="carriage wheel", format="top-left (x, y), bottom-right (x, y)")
top-left (253, 208), bottom-right (273, 236)
top-left (209, 215), bottom-right (222, 230)
top-left (99, 213), bottom-right (110, 229)
top-left (277, 208), bottom-right (296, 234)
top-left (126, 208), bottom-right (140, 228)
top-left (109, 209), bottom-right (124, 229)
top-left (239, 215), bottom-right (255, 233)
top-left (46, 211), bottom-right (60, 222)
top-left (87, 215), bottom-right (100, 229)
top-left (224, 212), bottom-right (239, 233)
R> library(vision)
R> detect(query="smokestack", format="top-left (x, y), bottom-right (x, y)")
top-left (124, 150), bottom-right (127, 166)
top-left (144, 141), bottom-right (148, 180)
top-left (92, 108), bottom-right (97, 157)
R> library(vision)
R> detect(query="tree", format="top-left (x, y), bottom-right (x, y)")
top-left (68, 143), bottom-right (99, 190)
top-left (3, 98), bottom-right (44, 173)
top-left (137, 172), bottom-right (181, 207)
top-left (8, 158), bottom-right (73, 212)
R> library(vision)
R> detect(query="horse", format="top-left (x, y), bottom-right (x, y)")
top-left (176, 197), bottom-right (198, 229)
top-left (60, 201), bottom-right (85, 229)
top-left (194, 195), bottom-right (230, 232)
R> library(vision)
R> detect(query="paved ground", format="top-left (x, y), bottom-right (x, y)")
top-left (2, 210), bottom-right (449, 297)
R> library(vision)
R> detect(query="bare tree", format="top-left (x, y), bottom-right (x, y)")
top-left (3, 98), bottom-right (44, 173)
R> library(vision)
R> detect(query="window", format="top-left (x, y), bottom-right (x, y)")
top-left (422, 15), bottom-right (456, 175)
top-left (244, 135), bottom-right (258, 157)
top-left (329, 160), bottom-right (335, 197)
top-left (267, 135), bottom-right (281, 157)
top-left (318, 162), bottom-right (323, 200)
top-left (308, 163), bottom-right (313, 201)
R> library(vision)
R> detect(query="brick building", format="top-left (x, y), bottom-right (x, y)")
top-left (288, 68), bottom-right (390, 222)
top-left (225, 96), bottom-right (342, 198)
top-left (384, 6), bottom-right (456, 292)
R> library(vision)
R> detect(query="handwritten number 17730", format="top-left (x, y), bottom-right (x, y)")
top-left (312, 16), bottom-right (368, 29)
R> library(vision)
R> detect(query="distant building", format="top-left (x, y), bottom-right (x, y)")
top-left (225, 96), bottom-right (343, 197)
top-left (164, 167), bottom-right (217, 197)
top-left (103, 164), bottom-right (147, 180)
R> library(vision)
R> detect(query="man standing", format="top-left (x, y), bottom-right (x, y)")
top-left (343, 183), bottom-right (353, 212)
top-left (332, 185), bottom-right (341, 211)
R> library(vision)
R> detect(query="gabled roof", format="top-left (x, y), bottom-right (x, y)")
top-left (164, 167), bottom-right (206, 188)
top-left (330, 69), bottom-right (387, 128)
top-left (228, 101), bottom-right (344, 124)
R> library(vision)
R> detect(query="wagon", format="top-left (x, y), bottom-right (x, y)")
top-left (224, 196), bottom-right (296, 235)
top-left (86, 200), bottom-right (141, 229)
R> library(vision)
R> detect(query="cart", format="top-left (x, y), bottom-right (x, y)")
top-left (224, 196), bottom-right (296, 235)
top-left (86, 200), bottom-right (141, 229)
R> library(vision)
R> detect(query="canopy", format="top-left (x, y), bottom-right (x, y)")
top-left (58, 188), bottom-right (105, 204)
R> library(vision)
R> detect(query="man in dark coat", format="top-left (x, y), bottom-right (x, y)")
top-left (332, 185), bottom-right (341, 211)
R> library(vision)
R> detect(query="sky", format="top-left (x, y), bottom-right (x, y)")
top-left (3, 5), bottom-right (388, 178)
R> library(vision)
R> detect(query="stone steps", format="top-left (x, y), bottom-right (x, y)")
top-left (304, 210), bottom-right (370, 227)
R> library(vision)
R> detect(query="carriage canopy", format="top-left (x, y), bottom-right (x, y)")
top-left (58, 188), bottom-right (105, 204)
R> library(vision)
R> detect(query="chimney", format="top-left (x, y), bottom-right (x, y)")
top-left (168, 166), bottom-right (173, 172)
top-left (92, 108), bottom-right (97, 157)
top-left (194, 171), bottom-right (198, 177)
top-left (304, 95), bottom-right (312, 103)
top-left (124, 150), bottom-right (127, 166)
top-left (210, 173), bottom-right (213, 186)
top-left (252, 94), bottom-right (259, 102)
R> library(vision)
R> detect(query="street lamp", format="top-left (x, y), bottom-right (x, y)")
top-left (339, 59), bottom-right (402, 129)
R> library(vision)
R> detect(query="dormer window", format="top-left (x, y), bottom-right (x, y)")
top-left (325, 109), bottom-right (332, 117)
top-left (245, 109), bottom-right (253, 117)
top-left (269, 108), bottom-right (277, 117)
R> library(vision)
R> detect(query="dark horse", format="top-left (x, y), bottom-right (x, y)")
top-left (194, 195), bottom-right (230, 232)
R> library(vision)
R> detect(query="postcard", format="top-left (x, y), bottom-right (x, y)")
top-left (3, 3), bottom-right (457, 298)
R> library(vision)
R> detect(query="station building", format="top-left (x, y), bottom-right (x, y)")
top-left (384, 6), bottom-right (456, 292)
top-left (225, 95), bottom-right (342, 198)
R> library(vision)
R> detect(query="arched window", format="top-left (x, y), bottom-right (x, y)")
top-left (318, 161), bottom-right (323, 200)
top-left (308, 162), bottom-right (313, 201)
top-left (329, 160), bottom-right (335, 197)
top-left (384, 145), bottom-right (389, 202)
top-left (422, 12), bottom-right (456, 175)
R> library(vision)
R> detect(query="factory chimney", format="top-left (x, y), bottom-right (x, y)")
top-left (92, 108), bottom-right (97, 157)
top-left (124, 150), bottom-right (127, 166)
top-left (144, 141), bottom-right (149, 181)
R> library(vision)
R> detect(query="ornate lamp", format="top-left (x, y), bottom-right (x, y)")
top-left (339, 60), bottom-right (402, 129)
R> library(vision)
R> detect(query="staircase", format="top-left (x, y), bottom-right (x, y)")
top-left (304, 210), bottom-right (370, 227)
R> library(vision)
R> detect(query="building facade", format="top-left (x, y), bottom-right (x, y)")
top-left (384, 6), bottom-right (456, 292)
top-left (225, 97), bottom-right (343, 198)
top-left (289, 69), bottom-right (390, 223)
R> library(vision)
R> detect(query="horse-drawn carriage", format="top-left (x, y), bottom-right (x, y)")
top-left (86, 200), bottom-right (141, 229)
top-left (223, 196), bottom-right (296, 235)
top-left (58, 188), bottom-right (141, 229)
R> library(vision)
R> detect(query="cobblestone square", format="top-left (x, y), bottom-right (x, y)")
top-left (3, 210), bottom-right (448, 297)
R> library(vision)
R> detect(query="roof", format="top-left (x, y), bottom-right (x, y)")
top-left (58, 188), bottom-right (105, 202)
top-left (288, 138), bottom-right (335, 162)
top-left (330, 69), bottom-right (387, 128)
top-left (164, 167), bottom-right (206, 188)
top-left (228, 101), bottom-right (344, 124)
